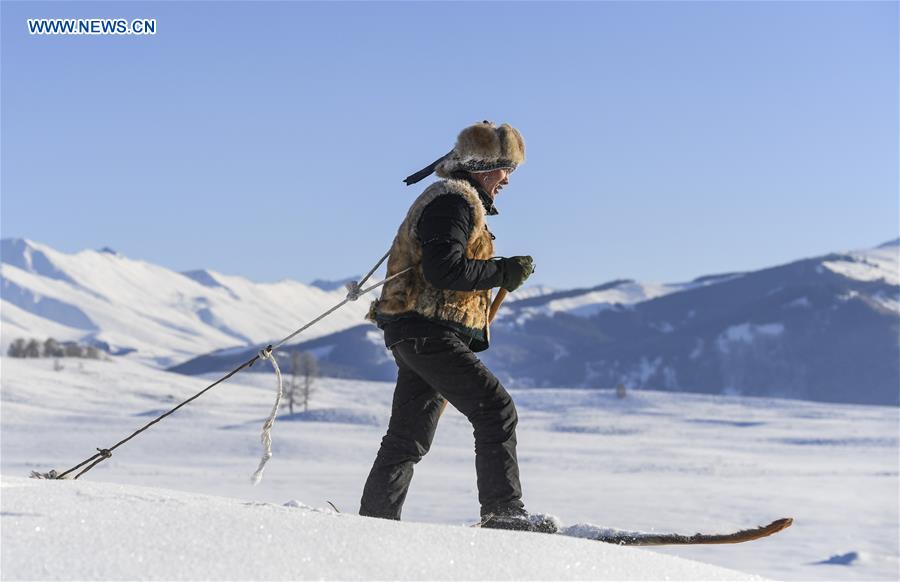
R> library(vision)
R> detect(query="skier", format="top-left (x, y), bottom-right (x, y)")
top-left (360, 121), bottom-right (555, 532)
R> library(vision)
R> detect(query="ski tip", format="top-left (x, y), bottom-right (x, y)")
top-left (768, 517), bottom-right (794, 532)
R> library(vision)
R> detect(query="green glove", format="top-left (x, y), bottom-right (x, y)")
top-left (500, 255), bottom-right (535, 292)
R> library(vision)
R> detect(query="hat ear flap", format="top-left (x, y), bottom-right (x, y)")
top-left (501, 124), bottom-right (526, 167)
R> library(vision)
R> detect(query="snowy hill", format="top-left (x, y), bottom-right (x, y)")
top-left (0, 477), bottom-right (762, 581)
top-left (0, 238), bottom-right (378, 367)
top-left (2, 356), bottom-right (897, 580)
top-left (175, 240), bottom-right (900, 405)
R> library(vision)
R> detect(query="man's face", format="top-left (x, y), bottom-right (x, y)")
top-left (472, 168), bottom-right (511, 198)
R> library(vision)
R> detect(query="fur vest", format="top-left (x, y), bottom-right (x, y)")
top-left (366, 178), bottom-right (494, 342)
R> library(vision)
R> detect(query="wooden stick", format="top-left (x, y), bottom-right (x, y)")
top-left (488, 288), bottom-right (508, 324)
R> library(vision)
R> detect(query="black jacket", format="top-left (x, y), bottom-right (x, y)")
top-left (382, 176), bottom-right (506, 352)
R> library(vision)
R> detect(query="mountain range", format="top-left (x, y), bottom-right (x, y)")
top-left (2, 237), bottom-right (897, 404)
top-left (0, 238), bottom-right (377, 367)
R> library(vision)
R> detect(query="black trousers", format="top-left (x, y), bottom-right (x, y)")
top-left (359, 332), bottom-right (524, 520)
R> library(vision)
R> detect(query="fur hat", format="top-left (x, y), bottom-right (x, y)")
top-left (403, 121), bottom-right (525, 185)
top-left (435, 121), bottom-right (525, 177)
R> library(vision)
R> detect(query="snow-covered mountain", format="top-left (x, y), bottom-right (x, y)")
top-left (0, 238), bottom-right (689, 369)
top-left (0, 238), bottom-right (378, 367)
top-left (4, 236), bottom-right (897, 404)
top-left (174, 240), bottom-right (900, 405)
top-left (484, 240), bottom-right (899, 405)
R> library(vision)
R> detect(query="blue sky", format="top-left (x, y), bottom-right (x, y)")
top-left (2, 1), bottom-right (897, 289)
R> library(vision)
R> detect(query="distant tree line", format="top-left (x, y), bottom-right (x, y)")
top-left (7, 337), bottom-right (104, 359)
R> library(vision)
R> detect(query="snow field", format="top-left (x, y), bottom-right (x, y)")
top-left (1, 356), bottom-right (897, 580)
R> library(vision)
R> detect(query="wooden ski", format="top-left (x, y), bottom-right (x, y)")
top-left (581, 517), bottom-right (794, 546)
top-left (472, 516), bottom-right (794, 546)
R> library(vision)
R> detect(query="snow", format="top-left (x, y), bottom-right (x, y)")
top-left (689, 338), bottom-right (705, 359)
top-left (872, 291), bottom-right (900, 313)
top-left (500, 274), bottom-right (748, 325)
top-left (538, 282), bottom-right (671, 314)
top-left (2, 356), bottom-right (897, 580)
top-left (822, 240), bottom-right (899, 285)
top-left (716, 323), bottom-right (785, 353)
top-left (505, 283), bottom-right (557, 300)
top-left (0, 300), bottom-right (85, 345)
top-left (784, 296), bottom-right (811, 309)
top-left (0, 477), bottom-right (762, 581)
top-left (502, 280), bottom-right (682, 323)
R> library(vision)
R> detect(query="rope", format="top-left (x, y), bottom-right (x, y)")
top-left (250, 347), bottom-right (283, 484)
top-left (346, 249), bottom-right (391, 301)
top-left (269, 258), bottom-right (409, 351)
top-left (41, 250), bottom-right (411, 481)
top-left (55, 354), bottom-right (260, 479)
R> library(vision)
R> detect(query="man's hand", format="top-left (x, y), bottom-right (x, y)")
top-left (499, 255), bottom-right (535, 292)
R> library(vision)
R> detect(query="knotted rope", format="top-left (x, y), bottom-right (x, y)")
top-left (251, 346), bottom-right (283, 484)
top-left (35, 249), bottom-right (411, 482)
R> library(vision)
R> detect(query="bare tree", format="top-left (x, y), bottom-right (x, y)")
top-left (281, 352), bottom-right (298, 415)
top-left (298, 352), bottom-right (318, 413)
top-left (282, 351), bottom-right (318, 414)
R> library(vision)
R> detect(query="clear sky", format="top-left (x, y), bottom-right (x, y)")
top-left (2, 1), bottom-right (897, 289)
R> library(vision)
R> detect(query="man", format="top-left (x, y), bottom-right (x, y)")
top-left (360, 121), bottom-right (554, 532)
